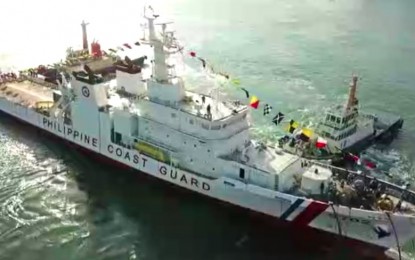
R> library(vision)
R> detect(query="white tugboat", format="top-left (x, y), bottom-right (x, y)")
top-left (316, 76), bottom-right (403, 152)
top-left (0, 7), bottom-right (414, 258)
top-left (280, 76), bottom-right (403, 161)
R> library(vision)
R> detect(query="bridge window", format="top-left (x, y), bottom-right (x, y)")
top-left (239, 168), bottom-right (245, 179)
top-left (336, 117), bottom-right (341, 124)
top-left (189, 119), bottom-right (194, 125)
top-left (171, 113), bottom-right (177, 118)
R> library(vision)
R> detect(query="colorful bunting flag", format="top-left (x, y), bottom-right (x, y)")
top-left (272, 112), bottom-right (285, 125)
top-left (363, 159), bottom-right (376, 169)
top-left (190, 51), bottom-right (196, 57)
top-left (240, 88), bottom-right (249, 98)
top-left (231, 78), bottom-right (240, 85)
top-left (299, 128), bottom-right (313, 142)
top-left (218, 72), bottom-right (230, 79)
top-left (134, 41), bottom-right (141, 46)
top-left (117, 46), bottom-right (124, 51)
top-left (315, 137), bottom-right (327, 149)
top-left (108, 48), bottom-right (117, 53)
top-left (348, 153), bottom-right (361, 165)
top-left (249, 96), bottom-right (260, 109)
top-left (263, 104), bottom-right (272, 116)
top-left (286, 120), bottom-right (299, 134)
top-left (197, 57), bottom-right (206, 68)
top-left (123, 43), bottom-right (132, 49)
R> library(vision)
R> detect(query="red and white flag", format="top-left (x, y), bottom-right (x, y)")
top-left (348, 153), bottom-right (361, 165)
top-left (363, 159), bottom-right (376, 169)
top-left (315, 137), bottom-right (327, 149)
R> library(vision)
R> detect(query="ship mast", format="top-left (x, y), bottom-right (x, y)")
top-left (81, 20), bottom-right (90, 53)
top-left (144, 7), bottom-right (170, 82)
top-left (346, 75), bottom-right (358, 112)
top-left (142, 6), bottom-right (186, 104)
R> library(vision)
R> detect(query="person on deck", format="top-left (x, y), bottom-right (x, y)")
top-left (206, 104), bottom-right (212, 120)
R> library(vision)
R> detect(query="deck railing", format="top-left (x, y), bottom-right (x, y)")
top-left (310, 160), bottom-right (415, 204)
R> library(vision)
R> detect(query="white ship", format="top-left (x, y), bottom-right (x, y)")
top-left (316, 76), bottom-right (403, 152)
top-left (1, 7), bottom-right (414, 258)
top-left (280, 76), bottom-right (403, 161)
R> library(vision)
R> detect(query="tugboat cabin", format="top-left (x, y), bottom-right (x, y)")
top-left (316, 76), bottom-right (374, 151)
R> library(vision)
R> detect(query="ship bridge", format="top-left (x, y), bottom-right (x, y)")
top-left (107, 82), bottom-right (250, 141)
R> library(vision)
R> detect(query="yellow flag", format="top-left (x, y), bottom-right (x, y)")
top-left (231, 78), bottom-right (240, 85)
top-left (285, 120), bottom-right (299, 133)
top-left (301, 128), bottom-right (313, 138)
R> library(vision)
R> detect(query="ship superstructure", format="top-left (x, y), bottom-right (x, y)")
top-left (0, 7), bottom-right (414, 258)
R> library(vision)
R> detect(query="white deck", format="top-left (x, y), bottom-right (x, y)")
top-left (107, 85), bottom-right (247, 122)
top-left (180, 91), bottom-right (246, 121)
top-left (0, 80), bottom-right (54, 106)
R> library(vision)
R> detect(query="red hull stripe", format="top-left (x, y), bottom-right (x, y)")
top-left (291, 201), bottom-right (329, 226)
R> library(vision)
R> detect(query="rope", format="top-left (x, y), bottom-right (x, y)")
top-left (385, 211), bottom-right (402, 260)
top-left (329, 201), bottom-right (342, 237)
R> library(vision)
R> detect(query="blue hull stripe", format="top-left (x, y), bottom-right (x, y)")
top-left (280, 198), bottom-right (304, 220)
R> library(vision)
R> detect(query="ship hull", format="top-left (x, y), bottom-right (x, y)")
top-left (0, 110), bottom-right (389, 258)
top-left (0, 97), bottom-right (414, 256)
top-left (343, 118), bottom-right (403, 155)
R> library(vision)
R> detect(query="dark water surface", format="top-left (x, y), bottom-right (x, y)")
top-left (1, 0), bottom-right (415, 259)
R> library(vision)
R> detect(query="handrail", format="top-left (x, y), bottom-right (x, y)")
top-left (385, 211), bottom-right (402, 260)
top-left (309, 160), bottom-right (415, 204)
top-left (148, 93), bottom-right (247, 123)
